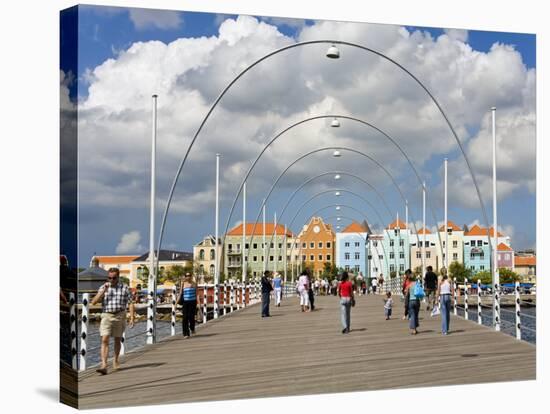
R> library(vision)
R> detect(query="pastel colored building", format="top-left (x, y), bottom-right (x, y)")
top-left (224, 223), bottom-right (293, 279)
top-left (410, 228), bottom-right (438, 273)
top-left (382, 218), bottom-right (411, 276)
top-left (132, 250), bottom-right (193, 289)
top-left (336, 222), bottom-right (368, 276)
top-left (297, 217), bottom-right (335, 278)
top-left (437, 221), bottom-right (464, 270)
top-left (193, 235), bottom-right (223, 281)
top-left (367, 234), bottom-right (387, 279)
top-left (514, 255), bottom-right (536, 283)
top-left (497, 243), bottom-right (514, 270)
top-left (93, 255), bottom-right (139, 284)
top-left (464, 225), bottom-right (508, 274)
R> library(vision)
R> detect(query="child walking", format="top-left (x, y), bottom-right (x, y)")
top-left (384, 292), bottom-right (393, 320)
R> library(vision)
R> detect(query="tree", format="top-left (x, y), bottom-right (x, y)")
top-left (119, 276), bottom-right (130, 286)
top-left (413, 266), bottom-right (422, 277)
top-left (137, 266), bottom-right (149, 288)
top-left (321, 262), bottom-right (338, 280)
top-left (162, 264), bottom-right (187, 284)
top-left (499, 268), bottom-right (521, 284)
top-left (390, 270), bottom-right (397, 279)
top-left (473, 270), bottom-right (492, 285)
top-left (448, 261), bottom-right (472, 283)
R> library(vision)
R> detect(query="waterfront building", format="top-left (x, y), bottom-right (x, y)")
top-left (410, 228), bottom-right (438, 273)
top-left (381, 218), bottom-right (410, 277)
top-left (336, 222), bottom-right (368, 276)
top-left (93, 254), bottom-right (139, 283)
top-left (463, 225), bottom-right (509, 274)
top-left (514, 254), bottom-right (536, 283)
top-left (367, 233), bottom-right (387, 280)
top-left (224, 223), bottom-right (293, 279)
top-left (193, 235), bottom-right (223, 281)
top-left (497, 243), bottom-right (514, 270)
top-left (436, 220), bottom-right (464, 271)
top-left (296, 217), bottom-right (335, 278)
top-left (131, 250), bottom-right (193, 288)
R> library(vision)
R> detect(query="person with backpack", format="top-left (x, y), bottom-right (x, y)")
top-left (405, 269), bottom-right (424, 334)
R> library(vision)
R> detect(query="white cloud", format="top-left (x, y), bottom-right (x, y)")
top-left (128, 8), bottom-right (183, 31)
top-left (444, 28), bottom-right (469, 42)
top-left (116, 230), bottom-right (144, 254)
top-left (75, 15), bottom-right (535, 227)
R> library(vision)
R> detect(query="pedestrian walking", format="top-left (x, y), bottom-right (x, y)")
top-left (438, 273), bottom-right (454, 335)
top-left (307, 272), bottom-right (315, 311)
top-left (261, 270), bottom-right (273, 317)
top-left (91, 268), bottom-right (135, 375)
top-left (337, 271), bottom-right (354, 334)
top-left (272, 272), bottom-right (282, 307)
top-left (297, 270), bottom-right (310, 312)
top-left (378, 273), bottom-right (385, 293)
top-left (405, 270), bottom-right (420, 335)
top-left (424, 266), bottom-right (438, 311)
top-left (384, 291), bottom-right (393, 320)
top-left (371, 275), bottom-right (378, 294)
top-left (179, 272), bottom-right (197, 338)
top-left (402, 273), bottom-right (413, 319)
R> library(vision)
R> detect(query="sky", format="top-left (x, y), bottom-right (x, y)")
top-left (60, 5), bottom-right (536, 267)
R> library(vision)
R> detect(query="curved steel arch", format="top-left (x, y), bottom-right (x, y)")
top-left (261, 189), bottom-right (395, 275)
top-left (225, 145), bottom-right (424, 264)
top-left (157, 39), bottom-right (493, 290)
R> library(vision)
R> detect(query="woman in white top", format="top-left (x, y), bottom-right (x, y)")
top-left (297, 270), bottom-right (310, 312)
top-left (437, 274), bottom-right (454, 335)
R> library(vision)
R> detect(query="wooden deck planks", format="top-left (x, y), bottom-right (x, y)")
top-left (78, 294), bottom-right (536, 409)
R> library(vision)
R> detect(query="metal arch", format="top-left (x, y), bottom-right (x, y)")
top-left (273, 199), bottom-right (395, 276)
top-left (157, 39), bottom-right (493, 291)
top-left (219, 114), bottom-right (445, 268)
top-left (226, 145), bottom-right (422, 263)
top-left (295, 212), bottom-right (391, 278)
top-left (261, 189), bottom-right (395, 273)
top-left (315, 214), bottom-right (389, 279)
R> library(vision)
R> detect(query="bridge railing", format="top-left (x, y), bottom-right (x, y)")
top-left (73, 280), bottom-right (262, 371)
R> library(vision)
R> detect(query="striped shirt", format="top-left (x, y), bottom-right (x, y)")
top-left (182, 286), bottom-right (197, 301)
top-left (100, 282), bottom-right (133, 313)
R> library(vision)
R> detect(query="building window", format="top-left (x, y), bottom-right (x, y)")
top-left (318, 254), bottom-right (323, 261)
top-left (480, 253), bottom-right (485, 260)
top-left (310, 255), bottom-right (314, 261)
top-left (279, 256), bottom-right (282, 262)
top-left (374, 267), bottom-right (378, 272)
top-left (345, 265), bottom-right (350, 271)
top-left (480, 265), bottom-right (485, 270)
top-left (287, 256), bottom-right (290, 262)
top-left (425, 252), bottom-right (430, 259)
top-left (390, 240), bottom-right (394, 246)
top-left (287, 243), bottom-right (291, 249)
top-left (327, 242), bottom-right (332, 248)
top-left (442, 241), bottom-right (445, 247)
top-left (399, 264), bottom-right (404, 272)
top-left (269, 256), bottom-right (274, 262)
top-left (354, 252), bottom-right (360, 260)
top-left (310, 242), bottom-right (315, 249)
top-left (477, 240), bottom-right (483, 247)
top-left (302, 255), bottom-right (306, 261)
top-left (318, 242), bottom-right (323, 248)
top-left (354, 265), bottom-right (360, 273)
top-left (253, 271), bottom-right (257, 277)
top-left (245, 243), bottom-right (249, 249)
top-left (453, 253), bottom-right (458, 260)
top-left (253, 243), bottom-right (258, 249)
top-left (416, 251), bottom-right (421, 259)
top-left (278, 243), bottom-right (282, 249)
top-left (373, 241), bottom-right (378, 247)
top-left (237, 243), bottom-right (241, 250)
top-left (326, 254), bottom-right (331, 261)
top-left (244, 257), bottom-right (248, 262)
top-left (470, 265), bottom-right (475, 270)
top-left (345, 252), bottom-right (350, 260)
top-left (355, 242), bottom-right (360, 247)
top-left (399, 240), bottom-right (404, 246)
top-left (210, 249), bottom-right (215, 260)
top-left (228, 244), bottom-right (233, 251)
top-left (302, 242), bottom-right (306, 249)
top-left (270, 243), bottom-right (274, 249)
top-left (345, 242), bottom-right (350, 247)
top-left (199, 249), bottom-right (205, 260)
top-left (390, 252), bottom-right (395, 259)
top-left (505, 253), bottom-right (510, 260)
top-left (470, 253), bottom-right (475, 260)
top-left (379, 255), bottom-right (383, 260)
top-left (390, 265), bottom-right (395, 272)
top-left (400, 252), bottom-right (405, 259)
top-left (253, 256), bottom-right (258, 262)
top-left (261, 256), bottom-right (264, 262)
top-left (453, 240), bottom-right (458, 248)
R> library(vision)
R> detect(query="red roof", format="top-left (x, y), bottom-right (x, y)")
top-left (465, 225), bottom-right (503, 237)
top-left (438, 220), bottom-right (462, 232)
top-left (227, 223), bottom-right (293, 237)
top-left (387, 219), bottom-right (407, 230)
top-left (497, 243), bottom-right (513, 251)
top-left (341, 222), bottom-right (367, 233)
top-left (417, 227), bottom-right (431, 235)
top-left (95, 255), bottom-right (139, 264)
top-left (515, 256), bottom-right (536, 266)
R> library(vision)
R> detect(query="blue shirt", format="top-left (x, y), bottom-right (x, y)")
top-left (273, 277), bottom-right (282, 289)
top-left (182, 286), bottom-right (196, 301)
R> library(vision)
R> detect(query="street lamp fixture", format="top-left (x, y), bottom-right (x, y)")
top-left (326, 44), bottom-right (340, 59)
top-left (334, 174), bottom-right (341, 180)
top-left (337, 217), bottom-right (341, 221)
top-left (336, 206), bottom-right (341, 211)
top-left (331, 118), bottom-right (341, 128)
top-left (335, 191), bottom-right (341, 196)
top-left (333, 150), bottom-right (341, 157)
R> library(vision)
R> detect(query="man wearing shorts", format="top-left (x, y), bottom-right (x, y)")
top-left (91, 267), bottom-right (135, 375)
top-left (424, 265), bottom-right (438, 311)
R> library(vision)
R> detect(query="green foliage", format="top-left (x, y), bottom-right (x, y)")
top-left (321, 262), bottom-right (338, 279)
top-left (449, 261), bottom-right (472, 283)
top-left (413, 266), bottom-right (422, 277)
top-left (161, 264), bottom-right (186, 284)
top-left (390, 270), bottom-right (397, 279)
top-left (499, 268), bottom-right (521, 283)
top-left (473, 270), bottom-right (492, 285)
top-left (119, 276), bottom-right (130, 286)
top-left (137, 266), bottom-right (149, 288)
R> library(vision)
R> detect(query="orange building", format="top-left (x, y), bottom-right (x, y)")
top-left (297, 217), bottom-right (335, 278)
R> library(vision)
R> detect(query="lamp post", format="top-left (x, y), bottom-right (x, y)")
top-left (492, 107), bottom-right (500, 331)
top-left (214, 153), bottom-right (220, 319)
top-left (147, 94), bottom-right (158, 345)
top-left (444, 158), bottom-right (448, 270)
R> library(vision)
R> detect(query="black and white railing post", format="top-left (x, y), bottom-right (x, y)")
top-left (242, 282), bottom-right (246, 308)
top-left (214, 283), bottom-right (219, 319)
top-left (236, 282), bottom-right (241, 310)
top-left (494, 281), bottom-right (501, 331)
top-left (223, 280), bottom-right (228, 315)
top-left (477, 279), bottom-right (482, 325)
top-left (464, 278), bottom-right (469, 320)
top-left (171, 286), bottom-right (177, 336)
top-left (230, 280), bottom-right (234, 312)
top-left (146, 289), bottom-right (154, 345)
top-left (120, 331), bottom-right (126, 355)
top-left (453, 277), bottom-right (458, 316)
top-left (69, 292), bottom-right (77, 370)
top-left (515, 281), bottom-right (521, 340)
top-left (202, 285), bottom-right (207, 324)
top-left (80, 293), bottom-right (89, 371)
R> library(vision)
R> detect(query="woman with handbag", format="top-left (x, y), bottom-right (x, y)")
top-left (404, 270), bottom-right (420, 335)
top-left (337, 271), bottom-right (354, 334)
top-left (179, 273), bottom-right (197, 338)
